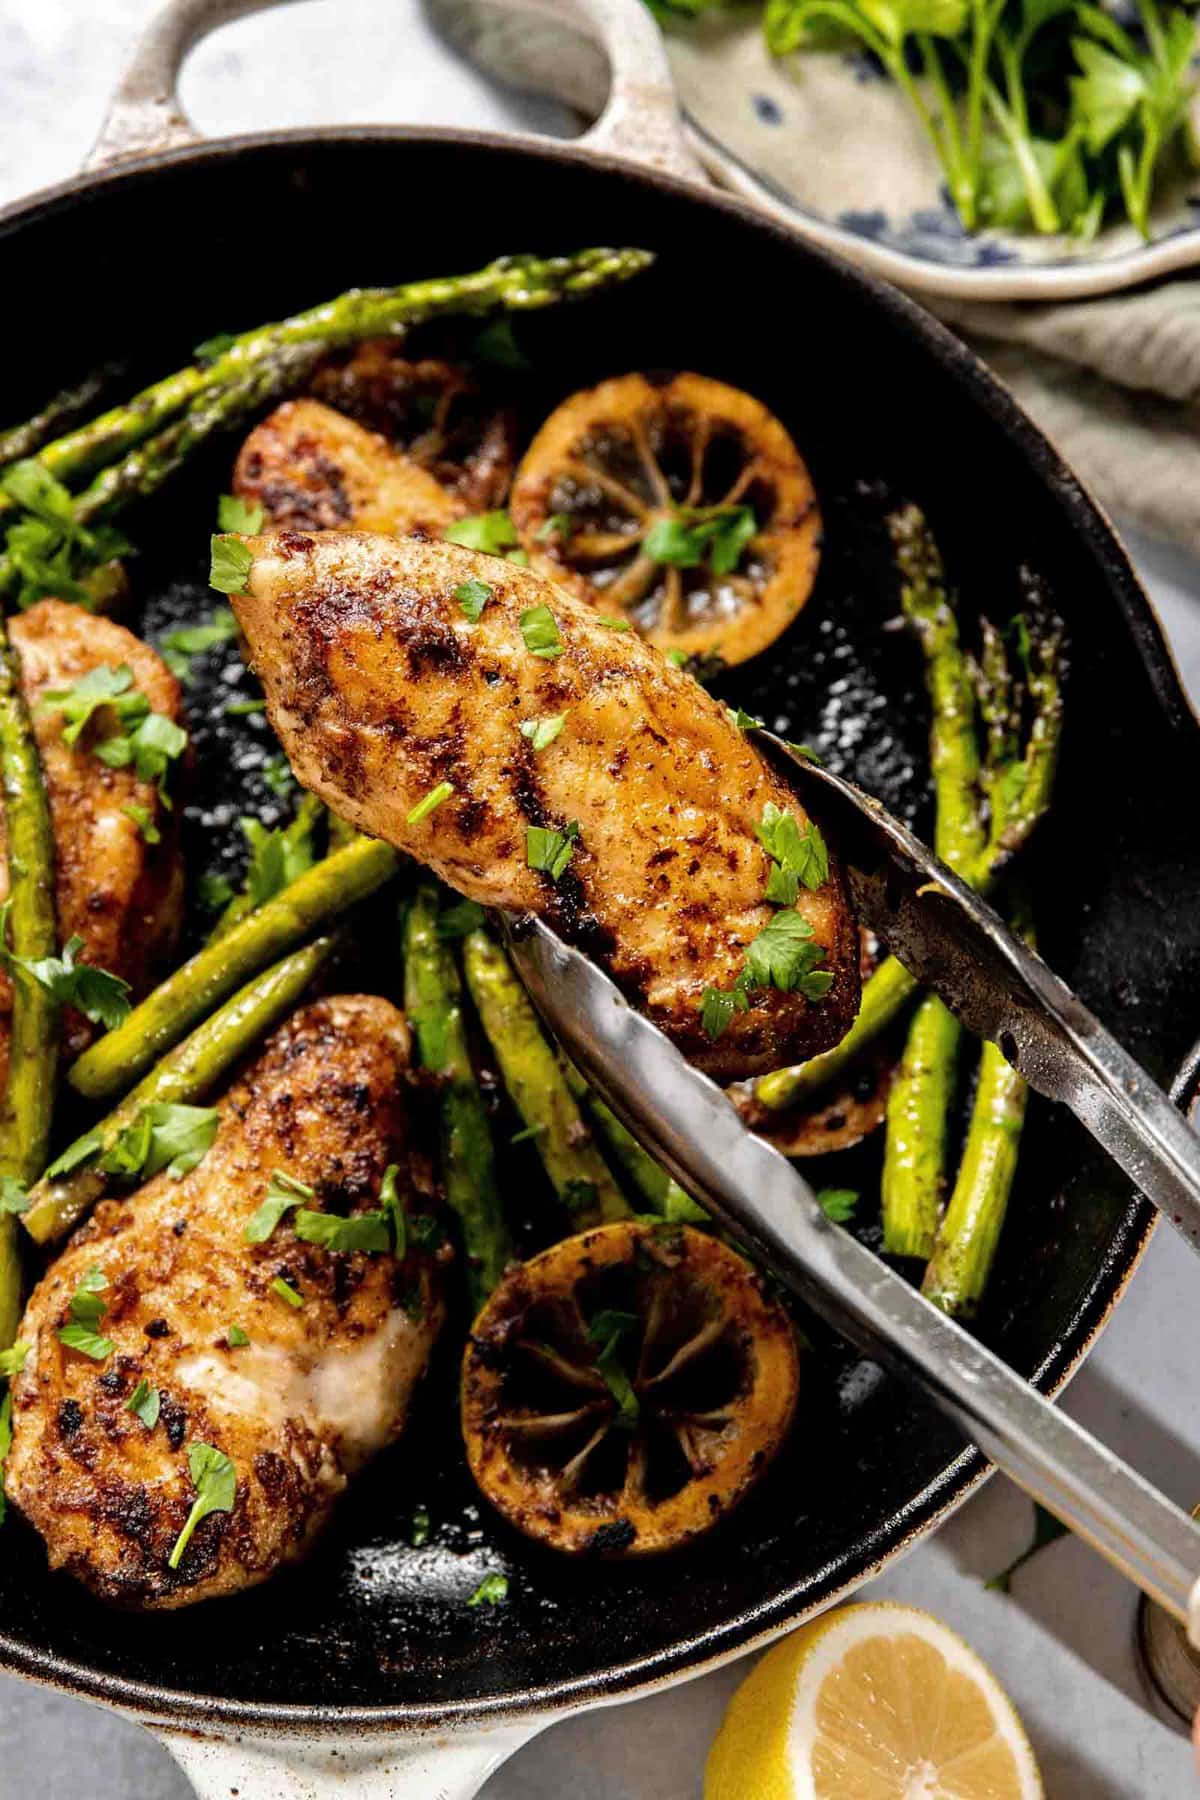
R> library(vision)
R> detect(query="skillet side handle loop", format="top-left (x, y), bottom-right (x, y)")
top-left (151, 1720), bottom-right (545, 1799)
top-left (85, 0), bottom-right (303, 171)
top-left (570, 0), bottom-right (705, 182)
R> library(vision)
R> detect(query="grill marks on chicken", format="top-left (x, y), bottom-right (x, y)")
top-left (6, 997), bottom-right (443, 1609)
top-left (231, 531), bottom-right (860, 1079)
top-left (0, 599), bottom-right (184, 1070)
top-left (233, 398), bottom-right (465, 537)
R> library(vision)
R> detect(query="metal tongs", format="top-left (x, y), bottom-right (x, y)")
top-left (504, 738), bottom-right (1200, 1642)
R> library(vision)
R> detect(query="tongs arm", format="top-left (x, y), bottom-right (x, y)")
top-left (506, 916), bottom-right (1200, 1645)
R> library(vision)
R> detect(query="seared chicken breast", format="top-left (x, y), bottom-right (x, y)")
top-left (233, 398), bottom-right (464, 536)
top-left (1, 599), bottom-right (184, 1067)
top-left (231, 531), bottom-right (859, 1079)
top-left (6, 996), bottom-right (443, 1609)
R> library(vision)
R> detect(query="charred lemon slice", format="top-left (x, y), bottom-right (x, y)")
top-left (510, 372), bottom-right (821, 664)
top-left (311, 344), bottom-right (516, 510)
top-left (461, 1220), bottom-right (800, 1555)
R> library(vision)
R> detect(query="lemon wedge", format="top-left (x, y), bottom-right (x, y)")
top-left (705, 1601), bottom-right (1042, 1800)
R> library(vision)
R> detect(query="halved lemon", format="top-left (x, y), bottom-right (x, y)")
top-left (706, 1602), bottom-right (1042, 1800)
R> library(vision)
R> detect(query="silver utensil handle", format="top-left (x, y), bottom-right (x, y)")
top-left (508, 918), bottom-right (1200, 1641)
top-left (85, 0), bottom-right (701, 181)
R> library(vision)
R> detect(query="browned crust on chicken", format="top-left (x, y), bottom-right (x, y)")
top-left (231, 531), bottom-right (860, 1079)
top-left (7, 997), bottom-right (444, 1610)
top-left (0, 600), bottom-right (185, 1069)
top-left (233, 398), bottom-right (465, 536)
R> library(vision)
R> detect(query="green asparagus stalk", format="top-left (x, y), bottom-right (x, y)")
top-left (921, 1036), bottom-right (1027, 1315)
top-left (402, 887), bottom-right (510, 1309)
top-left (0, 369), bottom-right (112, 469)
top-left (23, 935), bottom-right (337, 1246)
top-left (880, 993), bottom-right (961, 1257)
top-left (0, 249), bottom-right (653, 525)
top-left (460, 928), bottom-right (629, 1228)
top-left (69, 836), bottom-right (398, 1101)
top-left (560, 1058), bottom-right (707, 1223)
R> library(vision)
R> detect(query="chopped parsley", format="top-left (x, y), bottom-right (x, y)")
top-left (193, 330), bottom-right (236, 363)
top-left (270, 1276), bottom-right (305, 1309)
top-left (536, 512), bottom-right (572, 543)
top-left (817, 1188), bottom-right (858, 1224)
top-left (756, 803), bottom-right (829, 893)
top-left (596, 615), bottom-right (632, 631)
top-left (665, 649), bottom-right (688, 668)
top-left (407, 781), bottom-right (454, 826)
top-left (225, 696), bottom-right (265, 716)
top-left (526, 820), bottom-right (580, 881)
top-left (410, 1503), bottom-right (431, 1547)
top-left (643, 504), bottom-right (757, 577)
top-left (42, 662), bottom-right (187, 799)
top-left (725, 705), bottom-right (765, 733)
top-left (0, 1341), bottom-right (28, 1378)
top-left (216, 494), bottom-right (264, 535)
top-left (260, 754), bottom-right (294, 799)
top-left (700, 985), bottom-right (749, 1041)
top-left (159, 607), bottom-right (239, 682)
top-left (233, 800), bottom-right (321, 914)
top-left (379, 1164), bottom-right (405, 1257)
top-left (437, 898), bottom-right (486, 940)
top-left (519, 605), bottom-right (564, 660)
top-left (293, 1208), bottom-right (391, 1254)
top-left (0, 904), bottom-right (132, 1031)
top-left (227, 1325), bottom-right (250, 1349)
top-left (454, 578), bottom-right (493, 622)
top-left (168, 1442), bottom-right (236, 1570)
top-left (197, 872), bottom-right (235, 914)
top-left (1, 459), bottom-right (129, 611)
top-left (125, 1378), bottom-right (161, 1429)
top-left (588, 1309), bottom-right (640, 1427)
top-left (519, 713), bottom-right (566, 751)
top-left (100, 1102), bottom-right (220, 1183)
top-left (56, 1265), bottom-right (113, 1361)
top-left (44, 1130), bottom-right (103, 1179)
top-left (743, 910), bottom-right (833, 997)
top-left (209, 533), bottom-right (253, 596)
top-left (444, 511), bottom-right (519, 557)
top-left (467, 1571), bottom-right (509, 1607)
top-left (0, 1177), bottom-right (29, 1216)
top-left (122, 802), bottom-right (160, 845)
top-left (243, 1169), bottom-right (314, 1244)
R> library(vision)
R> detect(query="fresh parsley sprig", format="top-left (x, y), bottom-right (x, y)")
top-left (0, 902), bottom-right (132, 1031)
top-left (168, 1442), bottom-right (236, 1570)
top-left (644, 504), bottom-right (757, 577)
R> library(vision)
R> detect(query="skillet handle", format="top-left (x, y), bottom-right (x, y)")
top-left (150, 1718), bottom-right (544, 1799)
top-left (84, 0), bottom-right (703, 183)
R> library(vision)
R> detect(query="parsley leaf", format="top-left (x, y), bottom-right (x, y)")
top-left (197, 873), bottom-right (235, 914)
top-left (596, 615), bottom-right (632, 632)
top-left (454, 578), bottom-right (493, 622)
top-left (379, 1163), bottom-right (405, 1257)
top-left (227, 1325), bottom-right (250, 1348)
top-left (407, 781), bottom-right (454, 826)
top-left (42, 662), bottom-right (146, 747)
top-left (56, 1265), bottom-right (113, 1360)
top-left (519, 605), bottom-right (564, 660)
top-left (0, 909), bottom-right (132, 1030)
top-left (743, 910), bottom-right (832, 997)
top-left (536, 512), bottom-right (573, 543)
top-left (437, 898), bottom-right (486, 940)
top-left (270, 1275), bottom-right (305, 1309)
top-left (0, 1341), bottom-right (28, 1378)
top-left (0, 1177), bottom-right (29, 1216)
top-left (724, 705), bottom-right (765, 732)
top-left (100, 1103), bottom-right (220, 1183)
top-left (44, 1130), bottom-right (102, 1180)
top-left (519, 713), bottom-right (566, 751)
top-left (168, 1442), bottom-right (236, 1570)
top-left (700, 984), bottom-right (749, 1041)
top-left (243, 1169), bottom-right (314, 1244)
top-left (217, 494), bottom-right (264, 535)
top-left (588, 1308), bottom-right (640, 1427)
top-left (410, 1503), bottom-right (431, 1547)
top-left (817, 1187), bottom-right (858, 1223)
top-left (526, 820), bottom-right (580, 881)
top-left (444, 511), bottom-right (518, 556)
top-left (210, 534), bottom-right (253, 596)
top-left (193, 330), bottom-right (236, 363)
top-left (122, 802), bottom-right (160, 845)
top-left (643, 504), bottom-right (757, 577)
top-left (1, 460), bottom-right (130, 611)
top-left (161, 608), bottom-right (241, 684)
top-left (467, 1571), bottom-right (509, 1607)
top-left (125, 1378), bottom-right (161, 1429)
top-left (293, 1208), bottom-right (391, 1254)
top-left (756, 803), bottom-right (830, 891)
top-left (260, 753), bottom-right (293, 799)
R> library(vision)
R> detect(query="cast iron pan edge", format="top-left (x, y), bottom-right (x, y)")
top-left (0, 123), bottom-right (1192, 1734)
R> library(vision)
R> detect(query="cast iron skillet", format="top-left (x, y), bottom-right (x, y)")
top-left (3, 0), bottom-right (1200, 1791)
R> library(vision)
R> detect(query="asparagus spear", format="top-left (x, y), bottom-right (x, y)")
top-left (22, 935), bottom-right (336, 1246)
top-left (880, 506), bottom-right (984, 1256)
top-left (460, 928), bottom-right (629, 1229)
top-left (0, 369), bottom-right (112, 469)
top-left (560, 1058), bottom-right (707, 1223)
top-left (0, 249), bottom-right (653, 524)
top-left (402, 886), bottom-right (510, 1310)
top-left (68, 836), bottom-right (398, 1101)
top-left (921, 1037), bottom-right (1027, 1315)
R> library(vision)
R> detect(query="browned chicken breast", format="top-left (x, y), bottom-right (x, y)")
top-left (233, 397), bottom-right (464, 535)
top-left (6, 996), bottom-right (443, 1609)
top-left (0, 599), bottom-right (184, 1068)
top-left (231, 531), bottom-right (859, 1079)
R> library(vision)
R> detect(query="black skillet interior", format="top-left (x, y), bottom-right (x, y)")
top-left (2, 133), bottom-right (1199, 1729)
